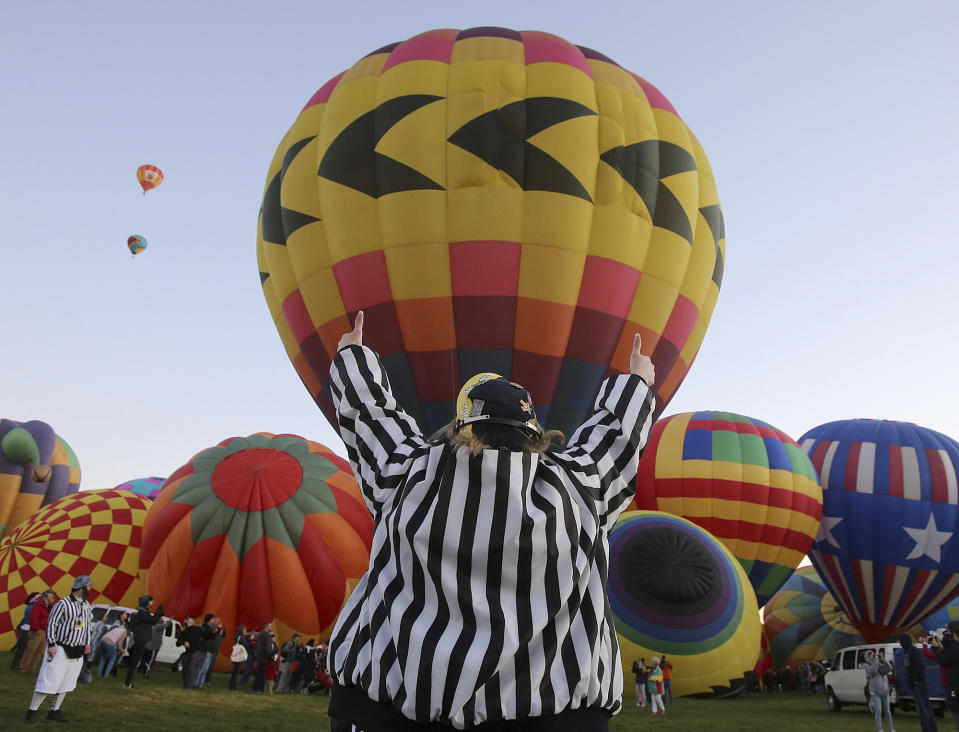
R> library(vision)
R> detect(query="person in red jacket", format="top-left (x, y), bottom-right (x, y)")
top-left (661, 655), bottom-right (675, 705)
top-left (19, 590), bottom-right (56, 672)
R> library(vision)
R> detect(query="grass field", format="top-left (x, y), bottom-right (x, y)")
top-left (0, 652), bottom-right (936, 730)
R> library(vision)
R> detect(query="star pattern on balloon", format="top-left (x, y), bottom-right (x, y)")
top-left (816, 516), bottom-right (844, 549)
top-left (903, 513), bottom-right (952, 562)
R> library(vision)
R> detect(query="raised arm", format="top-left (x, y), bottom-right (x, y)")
top-left (560, 333), bottom-right (657, 529)
top-left (330, 312), bottom-right (427, 514)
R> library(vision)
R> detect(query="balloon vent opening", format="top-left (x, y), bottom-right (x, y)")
top-left (620, 527), bottom-right (720, 607)
top-left (211, 448), bottom-right (303, 511)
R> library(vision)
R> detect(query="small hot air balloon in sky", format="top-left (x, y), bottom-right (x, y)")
top-left (127, 235), bottom-right (147, 256)
top-left (610, 510), bottom-right (760, 697)
top-left (139, 433), bottom-right (373, 661)
top-left (801, 419), bottom-right (959, 643)
top-left (257, 27), bottom-right (725, 438)
top-left (633, 411), bottom-right (823, 606)
top-left (0, 489), bottom-right (149, 649)
top-left (136, 164), bottom-right (163, 194)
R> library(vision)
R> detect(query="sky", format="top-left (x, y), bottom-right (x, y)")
top-left (2, 1), bottom-right (958, 493)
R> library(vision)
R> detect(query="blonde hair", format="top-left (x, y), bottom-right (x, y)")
top-left (436, 420), bottom-right (565, 456)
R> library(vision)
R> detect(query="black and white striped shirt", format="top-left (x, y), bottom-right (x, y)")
top-left (47, 594), bottom-right (92, 648)
top-left (328, 345), bottom-right (656, 728)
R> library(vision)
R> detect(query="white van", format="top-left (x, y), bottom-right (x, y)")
top-left (823, 643), bottom-right (899, 712)
top-left (90, 604), bottom-right (184, 666)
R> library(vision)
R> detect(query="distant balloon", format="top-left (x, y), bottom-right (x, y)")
top-left (634, 411), bottom-right (823, 606)
top-left (0, 419), bottom-right (81, 539)
top-left (140, 433), bottom-right (373, 659)
top-left (136, 164), bottom-right (163, 194)
top-left (801, 419), bottom-right (959, 643)
top-left (127, 235), bottom-right (147, 256)
top-left (113, 477), bottom-right (166, 501)
top-left (762, 565), bottom-right (862, 670)
top-left (610, 510), bottom-right (760, 697)
top-left (0, 489), bottom-right (149, 650)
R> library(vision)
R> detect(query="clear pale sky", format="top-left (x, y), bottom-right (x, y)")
top-left (3, 1), bottom-right (957, 492)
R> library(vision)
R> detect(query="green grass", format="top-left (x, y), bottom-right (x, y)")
top-left (0, 653), bottom-right (934, 730)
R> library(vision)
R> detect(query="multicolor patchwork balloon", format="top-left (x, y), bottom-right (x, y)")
top-left (610, 510), bottom-right (760, 697)
top-left (0, 489), bottom-right (149, 649)
top-left (0, 419), bottom-right (81, 539)
top-left (136, 164), bottom-right (163, 194)
top-left (762, 565), bottom-right (862, 669)
top-left (113, 476), bottom-right (166, 501)
top-left (257, 27), bottom-right (725, 437)
top-left (801, 419), bottom-right (959, 643)
top-left (139, 433), bottom-right (373, 649)
top-left (633, 411), bottom-right (823, 606)
top-left (127, 234), bottom-right (147, 256)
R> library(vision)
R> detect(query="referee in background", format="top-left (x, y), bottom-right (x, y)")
top-left (326, 312), bottom-right (657, 731)
top-left (25, 574), bottom-right (93, 723)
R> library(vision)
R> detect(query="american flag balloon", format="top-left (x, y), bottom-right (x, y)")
top-left (800, 419), bottom-right (959, 643)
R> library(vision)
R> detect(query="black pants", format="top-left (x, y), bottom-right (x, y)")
top-left (124, 641), bottom-right (148, 686)
top-left (329, 684), bottom-right (611, 732)
top-left (10, 629), bottom-right (30, 669)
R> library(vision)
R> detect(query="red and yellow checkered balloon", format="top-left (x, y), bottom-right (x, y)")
top-left (257, 27), bottom-right (725, 438)
top-left (0, 489), bottom-right (149, 649)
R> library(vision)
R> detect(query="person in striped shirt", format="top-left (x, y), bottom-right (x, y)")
top-left (25, 574), bottom-right (93, 723)
top-left (327, 311), bottom-right (657, 732)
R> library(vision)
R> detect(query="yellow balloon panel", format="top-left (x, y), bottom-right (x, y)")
top-left (257, 28), bottom-right (726, 439)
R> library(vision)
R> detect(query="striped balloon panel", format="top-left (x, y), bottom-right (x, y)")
top-left (0, 489), bottom-right (150, 649)
top-left (801, 419), bottom-right (959, 643)
top-left (257, 27), bottom-right (725, 438)
top-left (610, 511), bottom-right (759, 697)
top-left (635, 411), bottom-right (823, 606)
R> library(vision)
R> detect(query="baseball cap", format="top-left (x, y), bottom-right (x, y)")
top-left (455, 373), bottom-right (543, 449)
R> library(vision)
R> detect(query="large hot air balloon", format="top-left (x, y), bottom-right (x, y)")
top-left (136, 164), bottom-right (163, 194)
top-left (0, 419), bottom-right (81, 539)
top-left (139, 433), bottom-right (373, 660)
top-left (0, 489), bottom-right (149, 649)
top-left (610, 511), bottom-right (760, 697)
top-left (127, 235), bottom-right (147, 256)
top-left (801, 419), bottom-right (959, 643)
top-left (113, 476), bottom-right (166, 501)
top-left (257, 27), bottom-right (725, 438)
top-left (762, 565), bottom-right (862, 670)
top-left (633, 411), bottom-right (823, 606)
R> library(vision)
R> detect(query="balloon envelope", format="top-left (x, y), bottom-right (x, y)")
top-left (136, 164), bottom-right (163, 193)
top-left (0, 419), bottom-right (81, 539)
top-left (634, 411), bottom-right (823, 606)
top-left (801, 419), bottom-right (959, 643)
top-left (139, 433), bottom-right (373, 653)
top-left (257, 27), bottom-right (725, 438)
top-left (113, 476), bottom-right (166, 501)
top-left (0, 489), bottom-right (149, 649)
top-left (762, 565), bottom-right (862, 669)
top-left (127, 235), bottom-right (147, 255)
top-left (610, 510), bottom-right (760, 697)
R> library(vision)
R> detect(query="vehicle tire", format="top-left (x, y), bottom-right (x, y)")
top-left (899, 699), bottom-right (914, 712)
top-left (827, 688), bottom-right (842, 712)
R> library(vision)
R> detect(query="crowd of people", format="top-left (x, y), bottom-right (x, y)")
top-left (631, 656), bottom-right (675, 714)
top-left (9, 588), bottom-right (335, 702)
